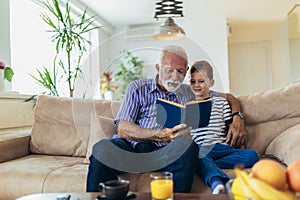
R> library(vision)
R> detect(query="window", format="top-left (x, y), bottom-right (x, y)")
top-left (10, 0), bottom-right (101, 98)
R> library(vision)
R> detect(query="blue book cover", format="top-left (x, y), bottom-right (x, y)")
top-left (156, 98), bottom-right (212, 129)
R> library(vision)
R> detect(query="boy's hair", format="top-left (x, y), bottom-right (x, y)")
top-left (190, 60), bottom-right (214, 80)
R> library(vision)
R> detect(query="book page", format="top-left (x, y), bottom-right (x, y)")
top-left (185, 98), bottom-right (211, 105)
top-left (157, 98), bottom-right (185, 108)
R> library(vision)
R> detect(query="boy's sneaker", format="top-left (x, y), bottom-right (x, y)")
top-left (209, 176), bottom-right (225, 195)
top-left (212, 184), bottom-right (225, 194)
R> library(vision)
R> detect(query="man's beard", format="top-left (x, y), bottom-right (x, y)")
top-left (161, 79), bottom-right (182, 92)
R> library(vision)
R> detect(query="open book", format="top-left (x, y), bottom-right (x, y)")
top-left (156, 98), bottom-right (212, 129)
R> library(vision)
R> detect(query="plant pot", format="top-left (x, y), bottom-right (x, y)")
top-left (104, 91), bottom-right (114, 100)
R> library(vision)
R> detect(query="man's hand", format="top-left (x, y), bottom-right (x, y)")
top-left (171, 124), bottom-right (192, 139)
top-left (226, 117), bottom-right (248, 148)
top-left (154, 124), bottom-right (192, 142)
top-left (118, 120), bottom-right (192, 142)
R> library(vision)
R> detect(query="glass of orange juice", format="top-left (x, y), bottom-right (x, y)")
top-left (150, 172), bottom-right (173, 200)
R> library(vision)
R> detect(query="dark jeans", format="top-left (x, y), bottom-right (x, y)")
top-left (86, 137), bottom-right (198, 193)
top-left (197, 143), bottom-right (259, 185)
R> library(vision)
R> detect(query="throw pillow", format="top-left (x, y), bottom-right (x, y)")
top-left (265, 124), bottom-right (300, 165)
top-left (83, 115), bottom-right (116, 164)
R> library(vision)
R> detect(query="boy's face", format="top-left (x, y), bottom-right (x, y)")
top-left (190, 70), bottom-right (214, 100)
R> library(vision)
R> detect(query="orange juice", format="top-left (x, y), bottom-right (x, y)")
top-left (151, 179), bottom-right (173, 199)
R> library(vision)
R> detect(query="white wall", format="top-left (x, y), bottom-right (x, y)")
top-left (99, 18), bottom-right (230, 94)
top-left (228, 20), bottom-right (291, 92)
top-left (183, 18), bottom-right (229, 92)
top-left (229, 41), bottom-right (272, 95)
top-left (288, 5), bottom-right (300, 83)
top-left (289, 39), bottom-right (300, 82)
top-left (0, 0), bottom-right (11, 66)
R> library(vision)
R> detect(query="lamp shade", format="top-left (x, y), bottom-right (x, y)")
top-left (153, 17), bottom-right (186, 40)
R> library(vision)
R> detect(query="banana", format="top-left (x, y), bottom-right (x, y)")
top-left (246, 175), bottom-right (296, 200)
top-left (231, 176), bottom-right (246, 200)
top-left (231, 176), bottom-right (261, 200)
top-left (233, 169), bottom-right (262, 200)
top-left (233, 168), bottom-right (296, 200)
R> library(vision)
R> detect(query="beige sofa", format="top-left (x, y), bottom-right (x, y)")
top-left (1, 83), bottom-right (300, 199)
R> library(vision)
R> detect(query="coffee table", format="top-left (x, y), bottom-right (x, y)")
top-left (17, 192), bottom-right (231, 200)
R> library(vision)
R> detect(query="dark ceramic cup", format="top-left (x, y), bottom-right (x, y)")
top-left (98, 180), bottom-right (130, 200)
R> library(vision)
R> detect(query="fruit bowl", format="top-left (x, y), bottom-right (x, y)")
top-left (227, 168), bottom-right (297, 200)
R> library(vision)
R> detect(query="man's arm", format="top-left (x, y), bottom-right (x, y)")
top-left (117, 120), bottom-right (191, 142)
top-left (218, 92), bottom-right (247, 148)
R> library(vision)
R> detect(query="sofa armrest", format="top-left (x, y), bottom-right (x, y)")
top-left (265, 124), bottom-right (300, 165)
top-left (0, 128), bottom-right (32, 163)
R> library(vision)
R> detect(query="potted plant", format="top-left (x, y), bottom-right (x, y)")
top-left (31, 0), bottom-right (100, 97)
top-left (113, 51), bottom-right (145, 95)
top-left (0, 61), bottom-right (14, 92)
top-left (100, 71), bottom-right (118, 100)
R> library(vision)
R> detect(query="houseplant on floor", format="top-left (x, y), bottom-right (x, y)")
top-left (31, 0), bottom-right (100, 97)
top-left (113, 51), bottom-right (145, 97)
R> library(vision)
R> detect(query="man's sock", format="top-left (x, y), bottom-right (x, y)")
top-left (209, 176), bottom-right (225, 194)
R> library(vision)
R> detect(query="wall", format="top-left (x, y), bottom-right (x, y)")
top-left (288, 5), bottom-right (300, 83)
top-left (0, 0), bottom-right (11, 66)
top-left (228, 20), bottom-right (291, 94)
top-left (0, 1), bottom-right (34, 131)
top-left (289, 39), bottom-right (300, 82)
top-left (99, 18), bottom-right (230, 96)
top-left (183, 18), bottom-right (229, 92)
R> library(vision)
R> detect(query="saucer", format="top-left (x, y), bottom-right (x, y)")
top-left (96, 191), bottom-right (136, 200)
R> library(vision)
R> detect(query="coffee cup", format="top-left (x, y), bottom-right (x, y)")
top-left (98, 180), bottom-right (130, 200)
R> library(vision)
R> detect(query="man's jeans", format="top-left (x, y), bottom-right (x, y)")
top-left (86, 137), bottom-right (198, 193)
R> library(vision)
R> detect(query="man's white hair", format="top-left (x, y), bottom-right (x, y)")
top-left (159, 45), bottom-right (188, 63)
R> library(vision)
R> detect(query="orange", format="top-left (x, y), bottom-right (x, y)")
top-left (287, 160), bottom-right (300, 192)
top-left (251, 159), bottom-right (287, 190)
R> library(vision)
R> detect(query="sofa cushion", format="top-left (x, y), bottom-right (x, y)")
top-left (0, 155), bottom-right (84, 199)
top-left (265, 124), bottom-right (300, 165)
top-left (43, 163), bottom-right (88, 193)
top-left (30, 96), bottom-right (90, 157)
top-left (30, 95), bottom-right (119, 157)
top-left (246, 117), bottom-right (300, 155)
top-left (83, 116), bottom-right (117, 163)
top-left (238, 83), bottom-right (300, 125)
top-left (83, 100), bottom-right (120, 163)
top-left (0, 129), bottom-right (31, 163)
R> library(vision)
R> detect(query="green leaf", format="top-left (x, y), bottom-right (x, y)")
top-left (4, 67), bottom-right (14, 82)
top-left (38, 0), bottom-right (101, 97)
top-left (30, 66), bottom-right (59, 96)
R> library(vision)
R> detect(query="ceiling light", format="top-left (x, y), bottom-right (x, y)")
top-left (153, 17), bottom-right (185, 40)
top-left (153, 0), bottom-right (186, 40)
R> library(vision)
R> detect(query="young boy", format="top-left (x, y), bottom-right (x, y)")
top-left (189, 61), bottom-right (259, 194)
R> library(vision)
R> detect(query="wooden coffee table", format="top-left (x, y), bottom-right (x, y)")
top-left (17, 192), bottom-right (231, 200)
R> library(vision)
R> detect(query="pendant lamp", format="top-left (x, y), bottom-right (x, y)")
top-left (153, 0), bottom-right (186, 40)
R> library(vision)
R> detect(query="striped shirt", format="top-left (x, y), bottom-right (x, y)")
top-left (190, 96), bottom-right (232, 146)
top-left (115, 77), bottom-right (194, 147)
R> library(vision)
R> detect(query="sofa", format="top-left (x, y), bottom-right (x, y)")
top-left (0, 83), bottom-right (300, 199)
